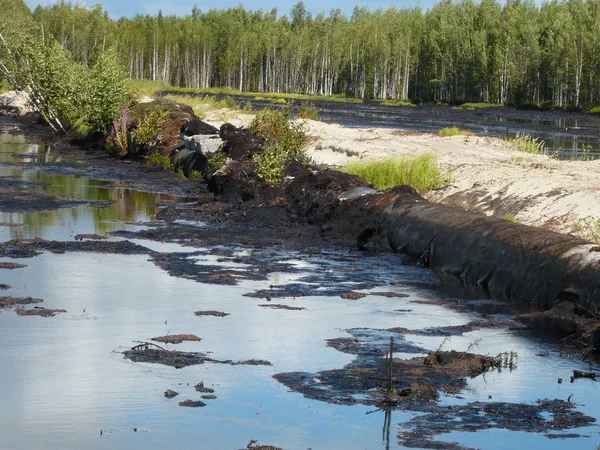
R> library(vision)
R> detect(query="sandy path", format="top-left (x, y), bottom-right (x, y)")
top-left (203, 109), bottom-right (600, 236)
top-left (300, 119), bottom-right (600, 237)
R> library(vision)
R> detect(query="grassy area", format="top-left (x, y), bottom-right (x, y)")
top-left (131, 79), bottom-right (171, 97)
top-left (506, 133), bottom-right (546, 154)
top-left (158, 85), bottom-right (364, 104)
top-left (588, 105), bottom-right (600, 114)
top-left (342, 153), bottom-right (452, 193)
top-left (458, 102), bottom-right (502, 109)
top-left (502, 214), bottom-right (517, 222)
top-left (376, 99), bottom-right (415, 107)
top-left (439, 126), bottom-right (475, 137)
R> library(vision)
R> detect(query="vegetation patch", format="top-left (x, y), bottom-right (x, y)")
top-left (439, 126), bottom-right (474, 137)
top-left (377, 99), bottom-right (415, 107)
top-left (146, 150), bottom-right (173, 171)
top-left (342, 153), bottom-right (452, 193)
top-left (249, 108), bottom-right (310, 183)
top-left (297, 102), bottom-right (319, 120)
top-left (571, 218), bottom-right (600, 244)
top-left (507, 133), bottom-right (546, 154)
top-left (458, 102), bottom-right (501, 109)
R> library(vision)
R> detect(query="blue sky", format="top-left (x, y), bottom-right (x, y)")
top-left (25, 0), bottom-right (423, 19)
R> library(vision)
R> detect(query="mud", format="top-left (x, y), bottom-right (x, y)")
top-left (244, 441), bottom-right (283, 450)
top-left (194, 310), bottom-right (230, 317)
top-left (151, 334), bottom-right (201, 344)
top-left (0, 284), bottom-right (10, 290)
top-left (0, 263), bottom-right (27, 269)
top-left (397, 399), bottom-right (595, 449)
top-left (0, 296), bottom-right (43, 308)
top-left (340, 292), bottom-right (367, 300)
top-left (194, 382), bottom-right (215, 393)
top-left (258, 304), bottom-right (306, 311)
top-left (164, 390), bottom-right (179, 399)
top-left (0, 238), bottom-right (153, 259)
top-left (178, 400), bottom-right (206, 408)
top-left (123, 343), bottom-right (272, 369)
top-left (15, 307), bottom-right (66, 317)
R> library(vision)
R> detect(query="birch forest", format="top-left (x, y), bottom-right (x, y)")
top-left (16, 0), bottom-right (600, 107)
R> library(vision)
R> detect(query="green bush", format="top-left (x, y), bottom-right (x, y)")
top-left (342, 153), bottom-right (452, 193)
top-left (297, 102), bottom-right (319, 120)
top-left (0, 17), bottom-right (132, 135)
top-left (439, 126), bottom-right (474, 137)
top-left (207, 148), bottom-right (227, 173)
top-left (146, 150), bottom-right (172, 171)
top-left (249, 108), bottom-right (310, 182)
top-left (135, 108), bottom-right (169, 145)
top-left (506, 133), bottom-right (546, 154)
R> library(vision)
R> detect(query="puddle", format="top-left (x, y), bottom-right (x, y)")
top-left (1, 134), bottom-right (600, 449)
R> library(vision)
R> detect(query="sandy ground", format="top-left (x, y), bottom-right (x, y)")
top-left (303, 120), bottom-right (600, 236)
top-left (204, 109), bottom-right (600, 237)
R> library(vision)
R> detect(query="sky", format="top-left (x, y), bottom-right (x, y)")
top-left (25, 0), bottom-right (423, 19)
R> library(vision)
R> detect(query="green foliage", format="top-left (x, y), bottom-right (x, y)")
top-left (0, 14), bottom-right (132, 134)
top-left (297, 102), bottom-right (319, 120)
top-left (378, 99), bottom-right (415, 107)
top-left (146, 150), bottom-right (172, 171)
top-left (131, 79), bottom-right (170, 97)
top-left (588, 106), bottom-right (600, 114)
top-left (189, 170), bottom-right (203, 179)
top-left (135, 108), bottom-right (168, 145)
top-left (439, 127), bottom-right (474, 137)
top-left (507, 133), bottom-right (546, 154)
top-left (250, 108), bottom-right (310, 183)
top-left (502, 214), bottom-right (517, 222)
top-left (105, 105), bottom-right (129, 157)
top-left (254, 144), bottom-right (287, 183)
top-left (342, 153), bottom-right (452, 193)
top-left (242, 101), bottom-right (253, 113)
top-left (571, 218), bottom-right (600, 244)
top-left (458, 102), bottom-right (501, 109)
top-left (79, 48), bottom-right (134, 134)
top-left (222, 95), bottom-right (238, 109)
top-left (207, 148), bottom-right (227, 173)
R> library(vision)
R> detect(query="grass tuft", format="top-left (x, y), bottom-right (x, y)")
top-left (571, 218), bottom-right (600, 243)
top-left (507, 133), bottom-right (546, 154)
top-left (342, 153), bottom-right (452, 193)
top-left (439, 126), bottom-right (474, 137)
top-left (378, 99), bottom-right (415, 107)
top-left (458, 102), bottom-right (501, 109)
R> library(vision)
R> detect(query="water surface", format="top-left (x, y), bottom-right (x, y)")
top-left (1, 135), bottom-right (599, 450)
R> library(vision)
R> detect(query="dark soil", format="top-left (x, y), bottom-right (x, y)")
top-left (258, 304), bottom-right (306, 311)
top-left (0, 238), bottom-right (153, 259)
top-left (151, 334), bottom-right (201, 344)
top-left (16, 307), bottom-right (66, 317)
top-left (194, 382), bottom-right (214, 393)
top-left (164, 390), bottom-right (180, 399)
top-left (0, 284), bottom-right (10, 290)
top-left (123, 343), bottom-right (272, 369)
top-left (0, 296), bottom-right (43, 308)
top-left (194, 310), bottom-right (230, 317)
top-left (340, 292), bottom-right (367, 300)
top-left (0, 262), bottom-right (27, 269)
top-left (179, 400), bottom-right (206, 408)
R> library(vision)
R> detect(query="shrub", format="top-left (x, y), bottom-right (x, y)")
top-left (507, 133), bottom-right (546, 154)
top-left (105, 106), bottom-right (129, 157)
top-left (342, 153), bottom-right (452, 193)
top-left (439, 126), bottom-right (474, 137)
top-left (146, 150), bottom-right (172, 171)
top-left (297, 102), bottom-right (319, 120)
top-left (79, 48), bottom-right (133, 134)
top-left (207, 148), bottom-right (227, 173)
top-left (135, 108), bottom-right (169, 145)
top-left (249, 108), bottom-right (310, 182)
